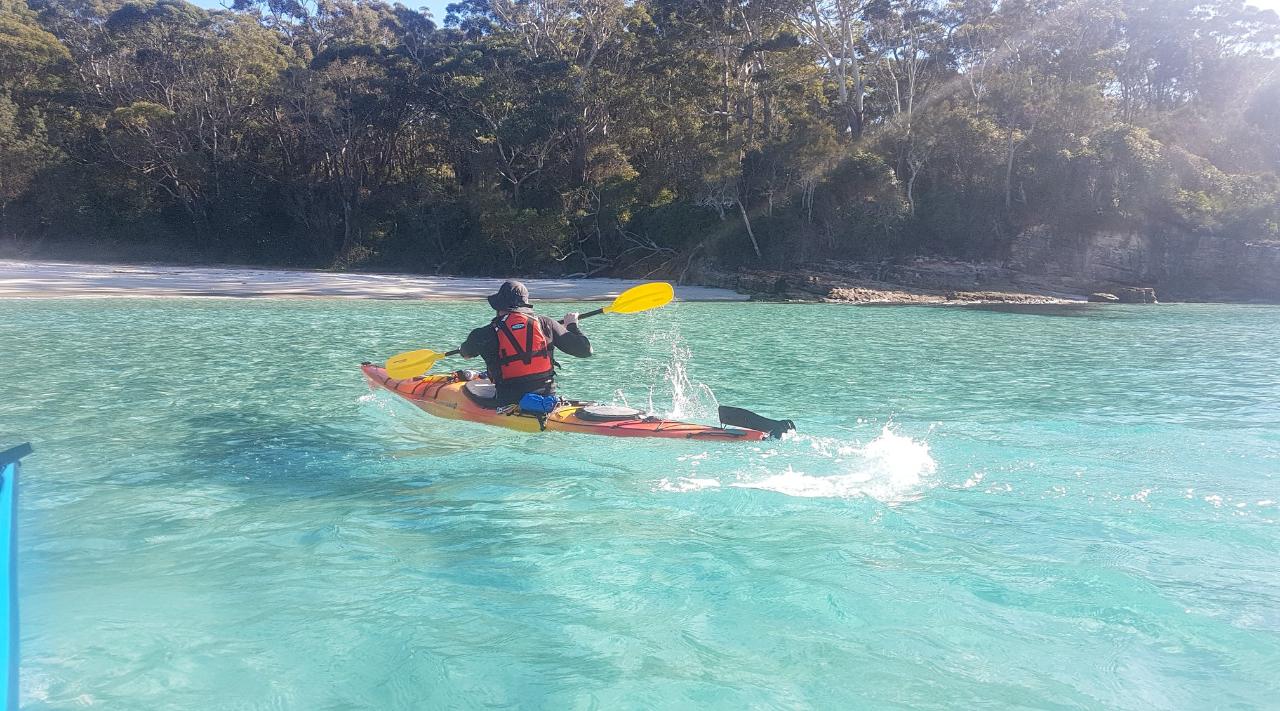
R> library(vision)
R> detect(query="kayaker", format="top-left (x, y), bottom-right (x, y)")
top-left (459, 280), bottom-right (592, 405)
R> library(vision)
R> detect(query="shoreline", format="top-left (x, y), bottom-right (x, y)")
top-left (5, 258), bottom-right (1270, 305)
top-left (0, 258), bottom-right (1077, 305)
top-left (0, 259), bottom-right (748, 302)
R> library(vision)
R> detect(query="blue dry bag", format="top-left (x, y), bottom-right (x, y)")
top-left (519, 393), bottom-right (560, 414)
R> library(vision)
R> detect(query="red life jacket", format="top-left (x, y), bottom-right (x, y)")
top-left (493, 312), bottom-right (554, 381)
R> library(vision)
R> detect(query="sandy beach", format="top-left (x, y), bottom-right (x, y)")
top-left (0, 260), bottom-right (748, 301)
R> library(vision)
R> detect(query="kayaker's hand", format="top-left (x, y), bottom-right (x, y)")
top-left (563, 312), bottom-right (579, 327)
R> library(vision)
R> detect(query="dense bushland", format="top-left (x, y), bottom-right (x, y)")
top-left (2, 0), bottom-right (1278, 274)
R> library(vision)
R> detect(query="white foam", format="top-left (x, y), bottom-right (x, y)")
top-left (625, 332), bottom-right (936, 503)
top-left (656, 477), bottom-right (722, 492)
top-left (729, 427), bottom-right (937, 503)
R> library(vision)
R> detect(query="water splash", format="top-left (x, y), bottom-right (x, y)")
top-left (643, 333), bottom-right (719, 420)
top-left (732, 428), bottom-right (937, 503)
top-left (657, 426), bottom-right (938, 503)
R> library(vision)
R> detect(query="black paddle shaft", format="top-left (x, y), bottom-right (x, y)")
top-left (551, 307), bottom-right (605, 325)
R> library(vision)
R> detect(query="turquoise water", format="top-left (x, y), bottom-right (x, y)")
top-left (2, 299), bottom-right (1278, 709)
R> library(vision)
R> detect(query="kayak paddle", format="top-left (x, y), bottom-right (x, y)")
top-left (719, 405), bottom-right (796, 439)
top-left (384, 347), bottom-right (461, 380)
top-left (384, 281), bottom-right (676, 379)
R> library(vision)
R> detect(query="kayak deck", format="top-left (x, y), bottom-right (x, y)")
top-left (361, 364), bottom-right (767, 441)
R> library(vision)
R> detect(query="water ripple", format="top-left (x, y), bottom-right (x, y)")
top-left (3, 299), bottom-right (1279, 709)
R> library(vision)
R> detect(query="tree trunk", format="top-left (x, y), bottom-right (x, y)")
top-left (340, 197), bottom-right (356, 258)
top-left (846, 12), bottom-right (864, 140)
top-left (851, 64), bottom-right (865, 139)
top-left (1004, 128), bottom-right (1018, 210)
top-left (737, 199), bottom-right (761, 259)
top-left (573, 121), bottom-right (588, 186)
top-left (907, 162), bottom-right (919, 216)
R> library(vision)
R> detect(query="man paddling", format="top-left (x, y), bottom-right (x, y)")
top-left (459, 280), bottom-right (592, 405)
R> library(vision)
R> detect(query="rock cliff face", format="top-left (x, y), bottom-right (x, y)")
top-left (1009, 226), bottom-right (1280, 301)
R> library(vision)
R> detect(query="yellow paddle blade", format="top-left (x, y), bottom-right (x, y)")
top-left (603, 281), bottom-right (675, 314)
top-left (385, 349), bottom-right (446, 379)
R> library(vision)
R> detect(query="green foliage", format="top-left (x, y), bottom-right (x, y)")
top-left (0, 0), bottom-right (69, 90)
top-left (2, 0), bottom-right (1279, 270)
top-left (0, 90), bottom-right (58, 213)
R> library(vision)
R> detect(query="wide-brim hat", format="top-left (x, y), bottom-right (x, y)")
top-left (487, 280), bottom-right (532, 310)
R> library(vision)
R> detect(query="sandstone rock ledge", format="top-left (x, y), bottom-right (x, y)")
top-left (692, 260), bottom-right (1087, 305)
top-left (824, 285), bottom-right (1077, 304)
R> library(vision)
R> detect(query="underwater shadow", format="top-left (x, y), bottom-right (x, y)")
top-left (956, 303), bottom-right (1127, 318)
top-left (170, 407), bottom-right (635, 696)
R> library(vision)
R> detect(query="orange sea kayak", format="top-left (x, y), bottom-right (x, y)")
top-left (361, 363), bottom-right (769, 441)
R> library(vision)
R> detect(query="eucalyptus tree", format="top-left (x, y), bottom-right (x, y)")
top-left (3, 0), bottom-right (1278, 272)
top-left (786, 0), bottom-right (869, 139)
top-left (0, 0), bottom-right (68, 226)
top-left (860, 0), bottom-right (948, 216)
top-left (30, 0), bottom-right (292, 237)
